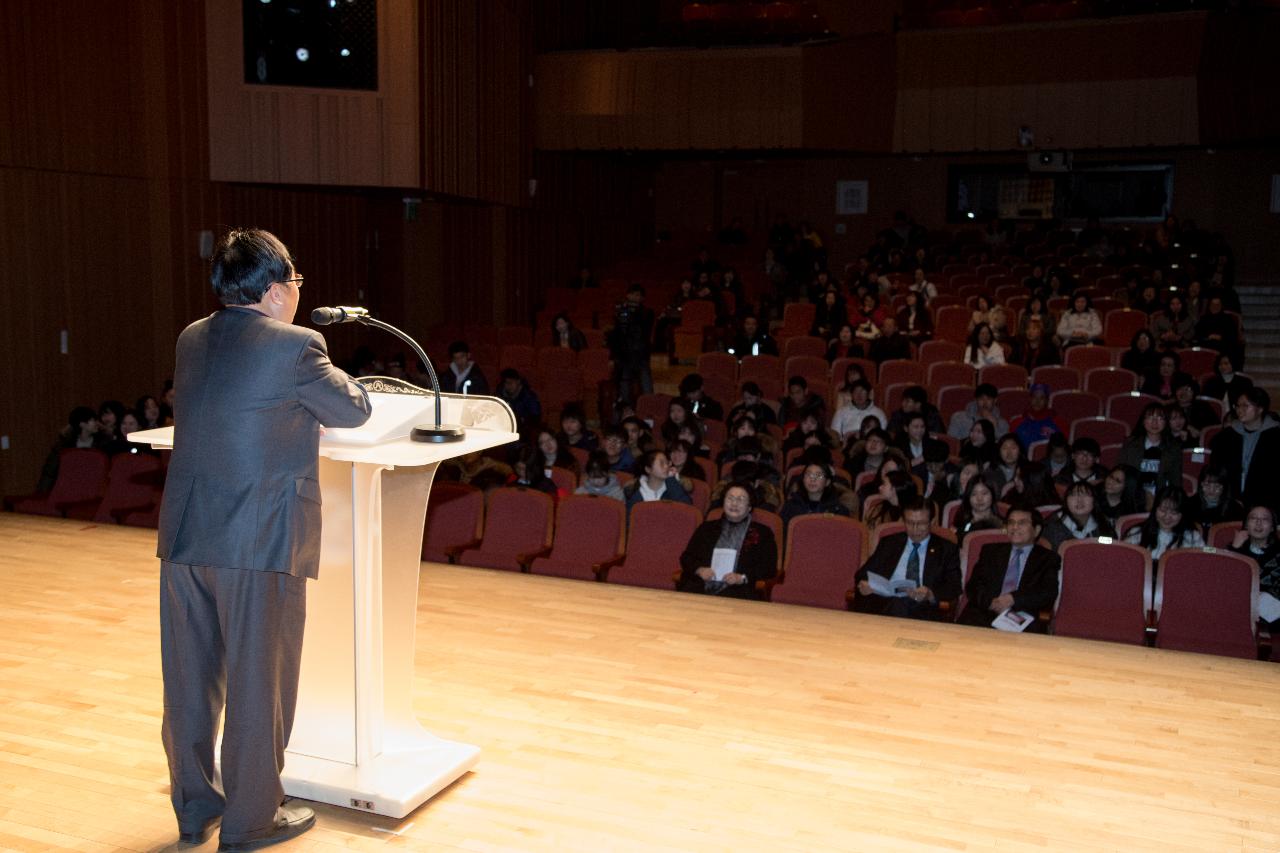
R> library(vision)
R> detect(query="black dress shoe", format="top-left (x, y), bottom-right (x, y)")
top-left (178, 816), bottom-right (221, 845)
top-left (217, 803), bottom-right (315, 852)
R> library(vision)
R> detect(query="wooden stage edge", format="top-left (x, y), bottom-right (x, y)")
top-left (2, 514), bottom-right (1279, 852)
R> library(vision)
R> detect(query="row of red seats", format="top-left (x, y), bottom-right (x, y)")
top-left (424, 485), bottom-right (1273, 660)
top-left (2, 448), bottom-right (162, 526)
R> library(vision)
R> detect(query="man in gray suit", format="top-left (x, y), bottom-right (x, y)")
top-left (157, 229), bottom-right (372, 850)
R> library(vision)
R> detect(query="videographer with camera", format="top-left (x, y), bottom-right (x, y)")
top-left (608, 283), bottom-right (655, 415)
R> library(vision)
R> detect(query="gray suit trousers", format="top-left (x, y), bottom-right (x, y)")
top-left (160, 561), bottom-right (306, 843)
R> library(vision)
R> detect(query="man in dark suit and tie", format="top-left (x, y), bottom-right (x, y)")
top-left (157, 229), bottom-right (372, 850)
top-left (854, 499), bottom-right (962, 620)
top-left (958, 504), bottom-right (1061, 632)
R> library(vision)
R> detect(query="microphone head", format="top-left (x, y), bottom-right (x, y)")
top-left (311, 307), bottom-right (341, 326)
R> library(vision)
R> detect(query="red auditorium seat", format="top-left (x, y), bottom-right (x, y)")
top-left (936, 385), bottom-right (973, 421)
top-left (979, 364), bottom-right (1028, 390)
top-left (1104, 310), bottom-right (1150, 348)
top-left (1053, 540), bottom-right (1152, 645)
top-left (958, 529), bottom-right (1012, 615)
top-left (456, 487), bottom-right (554, 571)
top-left (780, 302), bottom-right (816, 338)
top-left (538, 367), bottom-right (584, 420)
top-left (498, 325), bottom-right (534, 347)
top-left (635, 393), bottom-right (673, 426)
top-left (549, 466), bottom-right (577, 494)
top-left (1063, 345), bottom-right (1116, 373)
top-left (529, 494), bottom-right (627, 581)
top-left (1069, 417), bottom-right (1128, 447)
top-left (772, 515), bottom-right (867, 610)
top-left (740, 354), bottom-right (782, 384)
top-left (998, 388), bottom-right (1031, 418)
top-left (1050, 390), bottom-right (1102, 424)
top-left (422, 483), bottom-right (485, 564)
top-left (537, 346), bottom-right (576, 372)
top-left (673, 300), bottom-right (718, 363)
top-left (880, 359), bottom-right (927, 389)
top-left (1084, 367), bottom-right (1138, 399)
top-left (63, 451), bottom-right (164, 523)
top-left (1115, 513), bottom-right (1147, 539)
top-left (934, 305), bottom-right (971, 343)
top-left (918, 340), bottom-right (965, 365)
top-left (927, 361), bottom-right (976, 391)
top-left (697, 351), bottom-right (738, 382)
top-left (6, 449), bottom-right (109, 517)
top-left (1181, 446), bottom-right (1210, 481)
top-left (785, 355), bottom-right (830, 386)
top-left (1155, 548), bottom-right (1259, 659)
top-left (783, 336), bottom-right (826, 361)
top-left (1031, 365), bottom-right (1081, 394)
top-left (605, 501), bottom-right (702, 589)
top-left (1106, 392), bottom-right (1161, 426)
top-left (1206, 521), bottom-right (1243, 551)
top-left (1177, 347), bottom-right (1220, 378)
top-left (831, 356), bottom-right (878, 387)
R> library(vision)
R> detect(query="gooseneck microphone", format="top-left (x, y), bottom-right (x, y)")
top-left (312, 306), bottom-right (464, 443)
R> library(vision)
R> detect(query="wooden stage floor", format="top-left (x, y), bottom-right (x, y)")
top-left (2, 514), bottom-right (1279, 852)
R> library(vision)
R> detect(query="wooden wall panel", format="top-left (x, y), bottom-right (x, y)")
top-left (205, 0), bottom-right (420, 187)
top-left (536, 48), bottom-right (804, 151)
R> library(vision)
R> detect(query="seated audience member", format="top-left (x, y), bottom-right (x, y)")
top-left (668, 439), bottom-right (706, 481)
top-left (959, 418), bottom-right (998, 467)
top-left (886, 385), bottom-right (946, 439)
top-left (549, 312), bottom-right (588, 351)
top-left (1210, 386), bottom-right (1280, 511)
top-left (954, 475), bottom-right (1004, 544)
top-left (1043, 432), bottom-right (1071, 478)
top-left (826, 323), bottom-right (860, 363)
top-left (1165, 404), bottom-right (1196, 448)
top-left (575, 451), bottom-right (625, 501)
top-left (654, 278), bottom-right (695, 356)
top-left (812, 288), bottom-right (846, 340)
top-left (781, 410), bottom-right (836, 456)
top-left (727, 382), bottom-right (777, 427)
top-left (1170, 378), bottom-right (1219, 436)
top-left (1055, 437), bottom-right (1106, 487)
top-left (678, 483), bottom-right (778, 600)
top-left (97, 400), bottom-right (132, 455)
top-left (869, 316), bottom-right (912, 363)
top-left (620, 416), bottom-right (655, 457)
top-left (660, 399), bottom-right (702, 449)
top-left (137, 395), bottom-right (164, 430)
top-left (779, 463), bottom-right (851, 525)
top-left (719, 417), bottom-right (768, 466)
top-left (854, 499), bottom-right (961, 621)
top-left (679, 373), bottom-right (724, 422)
top-left (1054, 294), bottom-right (1103, 347)
top-left (1010, 318), bottom-right (1060, 370)
top-left (863, 469), bottom-right (919, 530)
top-left (728, 314), bottom-right (778, 357)
top-left (159, 379), bottom-right (176, 424)
top-left (920, 441), bottom-right (958, 508)
top-left (535, 428), bottom-right (579, 478)
top-left (778, 376), bottom-right (826, 430)
top-left (1188, 463), bottom-right (1243, 536)
top-left (986, 433), bottom-right (1026, 495)
top-left (1041, 481), bottom-right (1117, 551)
top-left (443, 451), bottom-right (511, 491)
top-left (1117, 403), bottom-right (1183, 505)
top-left (558, 404), bottom-right (597, 451)
top-left (948, 460), bottom-right (983, 500)
top-left (958, 504), bottom-right (1060, 633)
top-left (896, 290), bottom-right (933, 345)
top-left (851, 293), bottom-right (887, 348)
top-left (498, 369), bottom-right (541, 436)
top-left (36, 406), bottom-right (104, 492)
top-left (1011, 461), bottom-right (1062, 508)
top-left (1202, 353), bottom-right (1252, 408)
top-left (439, 341), bottom-right (490, 395)
top-left (854, 454), bottom-right (908, 508)
top-left (712, 460), bottom-right (784, 514)
top-left (830, 380), bottom-right (887, 441)
top-left (908, 267), bottom-right (938, 304)
top-left (1140, 351), bottom-right (1192, 400)
top-left (623, 449), bottom-right (693, 514)
top-left (896, 412), bottom-right (947, 472)
top-left (1194, 295), bottom-right (1240, 362)
top-left (968, 294), bottom-right (995, 333)
top-left (1131, 282), bottom-right (1164, 315)
top-left (963, 322), bottom-right (1005, 369)
top-left (1010, 384), bottom-right (1065, 449)
top-left (1096, 464), bottom-right (1145, 523)
top-left (1125, 486), bottom-right (1205, 561)
top-left (843, 428), bottom-right (895, 479)
top-left (1120, 329), bottom-right (1161, 376)
top-left (508, 446), bottom-right (558, 497)
top-left (1152, 294), bottom-right (1195, 350)
top-left (1230, 505), bottom-right (1280, 633)
top-left (948, 383), bottom-right (1009, 441)
top-left (601, 427), bottom-right (635, 472)
top-left (1016, 294), bottom-right (1053, 338)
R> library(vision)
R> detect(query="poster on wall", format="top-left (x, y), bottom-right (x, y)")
top-left (836, 180), bottom-right (869, 215)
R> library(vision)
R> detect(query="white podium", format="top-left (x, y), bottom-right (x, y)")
top-left (134, 379), bottom-right (519, 818)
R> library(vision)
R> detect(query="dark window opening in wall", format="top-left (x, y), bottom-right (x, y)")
top-left (243, 0), bottom-right (378, 90)
top-left (947, 162), bottom-right (1173, 224)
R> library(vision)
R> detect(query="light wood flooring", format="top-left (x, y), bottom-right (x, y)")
top-left (2, 514), bottom-right (1279, 852)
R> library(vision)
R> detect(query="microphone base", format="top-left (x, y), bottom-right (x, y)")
top-left (411, 424), bottom-right (466, 443)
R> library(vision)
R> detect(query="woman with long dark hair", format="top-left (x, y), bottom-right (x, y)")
top-left (1117, 402), bottom-right (1183, 505)
top-left (1189, 463), bottom-right (1243, 536)
top-left (1041, 481), bottom-right (1117, 551)
top-left (1120, 328), bottom-right (1161, 376)
top-left (863, 469), bottom-right (919, 530)
top-left (953, 475), bottom-right (1003, 544)
top-left (963, 322), bottom-right (1005, 369)
top-left (1125, 486), bottom-right (1205, 561)
top-left (1096, 464), bottom-right (1145, 523)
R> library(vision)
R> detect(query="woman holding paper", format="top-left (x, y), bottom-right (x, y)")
top-left (678, 483), bottom-right (778, 600)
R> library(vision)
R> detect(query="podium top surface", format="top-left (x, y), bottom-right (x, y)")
top-left (130, 426), bottom-right (518, 468)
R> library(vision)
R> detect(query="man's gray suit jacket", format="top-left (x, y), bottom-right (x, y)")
top-left (157, 307), bottom-right (372, 578)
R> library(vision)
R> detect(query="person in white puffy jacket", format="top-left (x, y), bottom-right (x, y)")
top-left (1055, 293), bottom-right (1103, 347)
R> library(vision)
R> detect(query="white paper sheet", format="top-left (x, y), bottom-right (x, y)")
top-left (866, 573), bottom-right (916, 598)
top-left (992, 608), bottom-right (1035, 632)
top-left (710, 548), bottom-right (738, 581)
top-left (1259, 592), bottom-right (1280, 623)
